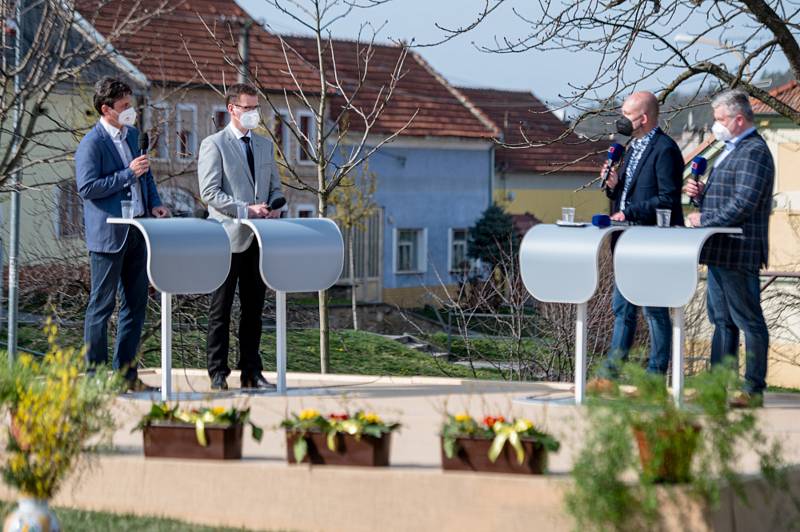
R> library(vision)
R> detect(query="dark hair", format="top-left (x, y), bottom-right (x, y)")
top-left (93, 77), bottom-right (132, 115)
top-left (225, 83), bottom-right (259, 106)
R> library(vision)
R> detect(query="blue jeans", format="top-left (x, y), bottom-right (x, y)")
top-left (600, 285), bottom-right (672, 378)
top-left (83, 229), bottom-right (148, 382)
top-left (706, 266), bottom-right (769, 395)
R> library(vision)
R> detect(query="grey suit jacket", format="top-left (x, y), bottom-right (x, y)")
top-left (198, 126), bottom-right (285, 253)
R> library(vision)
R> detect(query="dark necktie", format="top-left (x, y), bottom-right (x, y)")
top-left (241, 136), bottom-right (255, 183)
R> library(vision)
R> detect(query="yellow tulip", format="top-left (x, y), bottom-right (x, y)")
top-left (211, 406), bottom-right (227, 416)
top-left (299, 408), bottom-right (320, 421)
top-left (514, 418), bottom-right (533, 432)
top-left (454, 412), bottom-right (471, 423)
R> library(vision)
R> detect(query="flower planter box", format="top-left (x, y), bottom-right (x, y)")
top-left (143, 423), bottom-right (243, 460)
top-left (440, 436), bottom-right (548, 475)
top-left (632, 424), bottom-right (701, 483)
top-left (285, 430), bottom-right (392, 467)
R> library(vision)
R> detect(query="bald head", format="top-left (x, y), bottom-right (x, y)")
top-left (621, 91), bottom-right (659, 138)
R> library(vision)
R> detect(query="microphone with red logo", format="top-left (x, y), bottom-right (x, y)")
top-left (689, 156), bottom-right (707, 208)
top-left (600, 143), bottom-right (625, 189)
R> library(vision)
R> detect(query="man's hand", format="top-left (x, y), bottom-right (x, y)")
top-left (602, 161), bottom-right (619, 189)
top-left (152, 206), bottom-right (170, 218)
top-left (265, 208), bottom-right (281, 219)
top-left (687, 212), bottom-right (702, 227)
top-left (129, 155), bottom-right (149, 177)
top-left (247, 204), bottom-right (270, 218)
top-left (611, 211), bottom-right (626, 222)
top-left (683, 180), bottom-right (704, 198)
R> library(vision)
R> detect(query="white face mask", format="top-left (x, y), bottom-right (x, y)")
top-left (711, 121), bottom-right (733, 142)
top-left (239, 109), bottom-right (260, 130)
top-left (117, 107), bottom-right (137, 127)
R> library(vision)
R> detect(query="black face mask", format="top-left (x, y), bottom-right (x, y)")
top-left (615, 117), bottom-right (634, 136)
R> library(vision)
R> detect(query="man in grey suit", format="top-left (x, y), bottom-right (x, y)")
top-left (198, 83), bottom-right (285, 390)
top-left (685, 89), bottom-right (774, 408)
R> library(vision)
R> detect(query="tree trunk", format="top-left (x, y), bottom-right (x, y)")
top-left (318, 193), bottom-right (329, 374)
top-left (349, 225), bottom-right (358, 330)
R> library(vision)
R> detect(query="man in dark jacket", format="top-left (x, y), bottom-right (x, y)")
top-left (685, 89), bottom-right (774, 408)
top-left (591, 91), bottom-right (685, 385)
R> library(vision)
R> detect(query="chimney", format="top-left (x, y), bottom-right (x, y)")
top-left (238, 19), bottom-right (252, 83)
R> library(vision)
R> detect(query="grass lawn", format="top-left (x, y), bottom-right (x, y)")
top-left (424, 331), bottom-right (543, 362)
top-left (15, 324), bottom-right (503, 381)
top-left (0, 499), bottom-right (273, 531)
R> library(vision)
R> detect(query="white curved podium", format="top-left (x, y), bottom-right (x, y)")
top-left (108, 218), bottom-right (232, 400)
top-left (519, 224), bottom-right (625, 404)
top-left (243, 218), bottom-right (344, 393)
top-left (614, 227), bottom-right (743, 403)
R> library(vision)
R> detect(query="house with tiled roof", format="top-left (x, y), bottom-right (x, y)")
top-left (459, 87), bottom-right (606, 223)
top-left (69, 0), bottom-right (500, 305)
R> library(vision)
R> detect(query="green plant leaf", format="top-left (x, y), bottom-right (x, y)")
top-left (327, 430), bottom-right (338, 452)
top-left (195, 419), bottom-right (207, 447)
top-left (443, 437), bottom-right (456, 459)
top-left (250, 423), bottom-right (263, 443)
top-left (293, 436), bottom-right (308, 463)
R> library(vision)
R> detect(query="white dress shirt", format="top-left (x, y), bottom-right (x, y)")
top-left (100, 118), bottom-right (144, 217)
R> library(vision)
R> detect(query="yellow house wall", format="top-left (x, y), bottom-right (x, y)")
top-left (494, 171), bottom-right (609, 223)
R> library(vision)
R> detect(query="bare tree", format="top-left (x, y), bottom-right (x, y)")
top-left (0, 0), bottom-right (172, 190)
top-left (428, 0), bottom-right (799, 163)
top-left (187, 0), bottom-right (418, 372)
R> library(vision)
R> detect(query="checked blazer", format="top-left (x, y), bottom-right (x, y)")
top-left (699, 130), bottom-right (774, 271)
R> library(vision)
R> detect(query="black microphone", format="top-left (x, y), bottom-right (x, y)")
top-left (139, 132), bottom-right (149, 156)
top-left (689, 156), bottom-right (708, 208)
top-left (269, 197), bottom-right (286, 211)
top-left (600, 143), bottom-right (625, 189)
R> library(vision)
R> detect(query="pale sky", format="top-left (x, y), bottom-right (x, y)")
top-left (237, 0), bottom-right (790, 111)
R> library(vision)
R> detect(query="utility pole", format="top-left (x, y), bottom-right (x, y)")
top-left (5, 0), bottom-right (22, 363)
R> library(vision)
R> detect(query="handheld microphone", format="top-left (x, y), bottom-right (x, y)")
top-left (138, 132), bottom-right (149, 156)
top-left (689, 156), bottom-right (707, 208)
top-left (269, 197), bottom-right (286, 211)
top-left (600, 143), bottom-right (625, 188)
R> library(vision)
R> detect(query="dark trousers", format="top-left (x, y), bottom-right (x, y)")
top-left (600, 284), bottom-right (672, 378)
top-left (206, 239), bottom-right (266, 379)
top-left (84, 229), bottom-right (148, 382)
top-left (707, 266), bottom-right (769, 395)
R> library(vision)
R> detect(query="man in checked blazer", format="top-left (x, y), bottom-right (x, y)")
top-left (198, 83), bottom-right (285, 391)
top-left (685, 89), bottom-right (774, 408)
top-left (590, 91), bottom-right (685, 387)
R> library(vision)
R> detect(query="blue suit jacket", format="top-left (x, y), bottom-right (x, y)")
top-left (606, 128), bottom-right (685, 226)
top-left (699, 131), bottom-right (774, 271)
top-left (75, 121), bottom-right (162, 253)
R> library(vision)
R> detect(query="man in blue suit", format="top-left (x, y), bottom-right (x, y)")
top-left (590, 91), bottom-right (685, 387)
top-left (685, 89), bottom-right (774, 408)
top-left (75, 77), bottom-right (170, 391)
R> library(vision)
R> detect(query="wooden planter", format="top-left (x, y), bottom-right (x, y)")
top-left (633, 424), bottom-right (701, 483)
top-left (143, 423), bottom-right (243, 460)
top-left (285, 430), bottom-right (392, 467)
top-left (441, 436), bottom-right (548, 475)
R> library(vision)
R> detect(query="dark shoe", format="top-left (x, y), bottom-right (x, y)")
top-left (210, 374), bottom-right (228, 391)
top-left (126, 378), bottom-right (160, 393)
top-left (241, 373), bottom-right (276, 390)
top-left (729, 391), bottom-right (764, 409)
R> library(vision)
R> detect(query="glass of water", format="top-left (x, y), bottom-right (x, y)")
top-left (561, 207), bottom-right (576, 223)
top-left (235, 202), bottom-right (248, 224)
top-left (120, 200), bottom-right (134, 219)
top-left (656, 209), bottom-right (671, 227)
